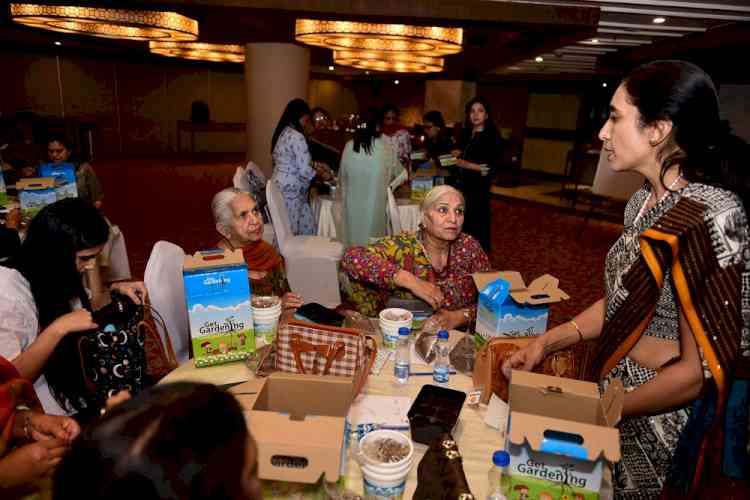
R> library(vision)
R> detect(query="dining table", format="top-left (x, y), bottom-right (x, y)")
top-left (159, 329), bottom-right (614, 499)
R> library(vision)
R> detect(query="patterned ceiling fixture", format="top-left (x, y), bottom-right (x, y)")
top-left (295, 19), bottom-right (462, 57)
top-left (10, 3), bottom-right (198, 41)
top-left (149, 42), bottom-right (244, 63)
top-left (333, 50), bottom-right (444, 73)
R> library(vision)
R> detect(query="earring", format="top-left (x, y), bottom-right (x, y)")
top-left (649, 139), bottom-right (657, 146)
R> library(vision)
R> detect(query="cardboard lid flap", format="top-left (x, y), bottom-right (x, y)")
top-left (600, 378), bottom-right (624, 427)
top-left (510, 412), bottom-right (621, 462)
top-left (183, 248), bottom-right (245, 269)
top-left (511, 274), bottom-right (569, 305)
top-left (473, 271), bottom-right (525, 293)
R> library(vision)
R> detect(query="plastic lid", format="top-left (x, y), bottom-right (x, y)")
top-left (398, 326), bottom-right (411, 336)
top-left (437, 330), bottom-right (449, 340)
top-left (492, 450), bottom-right (510, 467)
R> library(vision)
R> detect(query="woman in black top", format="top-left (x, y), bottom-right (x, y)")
top-left (451, 97), bottom-right (503, 252)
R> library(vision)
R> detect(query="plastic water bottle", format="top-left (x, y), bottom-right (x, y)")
top-left (433, 330), bottom-right (450, 384)
top-left (487, 450), bottom-right (511, 500)
top-left (394, 326), bottom-right (410, 384)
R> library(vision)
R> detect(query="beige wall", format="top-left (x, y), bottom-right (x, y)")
top-left (1, 50), bottom-right (247, 156)
top-left (309, 79), bottom-right (358, 122)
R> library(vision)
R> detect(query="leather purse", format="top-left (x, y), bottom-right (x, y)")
top-left (260, 320), bottom-right (377, 395)
top-left (412, 432), bottom-right (475, 500)
top-left (472, 337), bottom-right (582, 404)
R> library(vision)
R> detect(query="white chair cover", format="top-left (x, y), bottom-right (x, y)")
top-left (144, 241), bottom-right (191, 364)
top-left (98, 223), bottom-right (132, 283)
top-left (386, 188), bottom-right (402, 235)
top-left (232, 165), bottom-right (251, 192)
top-left (265, 181), bottom-right (343, 307)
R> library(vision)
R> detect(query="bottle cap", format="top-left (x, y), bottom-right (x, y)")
top-left (437, 330), bottom-right (449, 340)
top-left (492, 450), bottom-right (510, 467)
top-left (398, 326), bottom-right (410, 336)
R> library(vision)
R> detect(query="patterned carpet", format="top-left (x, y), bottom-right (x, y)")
top-left (97, 154), bottom-right (623, 329)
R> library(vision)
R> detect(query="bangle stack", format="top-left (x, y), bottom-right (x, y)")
top-left (570, 319), bottom-right (584, 343)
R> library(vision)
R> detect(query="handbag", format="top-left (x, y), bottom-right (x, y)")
top-left (77, 294), bottom-right (177, 408)
top-left (266, 320), bottom-right (377, 396)
top-left (412, 432), bottom-right (475, 500)
top-left (472, 337), bottom-right (582, 404)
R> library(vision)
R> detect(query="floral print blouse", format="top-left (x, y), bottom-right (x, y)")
top-left (383, 129), bottom-right (412, 171)
top-left (341, 231), bottom-right (491, 317)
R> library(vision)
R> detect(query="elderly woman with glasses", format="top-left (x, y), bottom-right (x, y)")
top-left (341, 185), bottom-right (491, 330)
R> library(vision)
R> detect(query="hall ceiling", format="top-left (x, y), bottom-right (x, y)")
top-left (1, 1), bottom-right (748, 81)
top-left (488, 1), bottom-right (750, 77)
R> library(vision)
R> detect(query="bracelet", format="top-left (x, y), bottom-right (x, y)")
top-left (22, 410), bottom-right (32, 440)
top-left (570, 319), bottom-right (584, 343)
top-left (462, 308), bottom-right (471, 324)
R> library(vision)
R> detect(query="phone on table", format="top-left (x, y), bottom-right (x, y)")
top-left (295, 303), bottom-right (345, 327)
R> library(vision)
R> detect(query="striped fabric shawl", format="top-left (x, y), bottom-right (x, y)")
top-left (587, 197), bottom-right (747, 495)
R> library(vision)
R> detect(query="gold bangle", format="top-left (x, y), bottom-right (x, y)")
top-left (570, 319), bottom-right (584, 343)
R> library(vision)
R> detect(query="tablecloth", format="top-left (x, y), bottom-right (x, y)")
top-left (312, 195), bottom-right (421, 239)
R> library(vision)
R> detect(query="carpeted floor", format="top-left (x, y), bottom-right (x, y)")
top-left (96, 154), bottom-right (623, 329)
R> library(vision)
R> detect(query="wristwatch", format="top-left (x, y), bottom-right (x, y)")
top-left (462, 308), bottom-right (471, 324)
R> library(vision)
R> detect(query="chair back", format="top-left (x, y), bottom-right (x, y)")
top-left (386, 188), bottom-right (402, 235)
top-left (232, 165), bottom-right (251, 192)
top-left (266, 179), bottom-right (293, 254)
top-left (144, 241), bottom-right (190, 364)
top-left (247, 160), bottom-right (267, 184)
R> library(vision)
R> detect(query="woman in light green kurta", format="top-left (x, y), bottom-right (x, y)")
top-left (338, 109), bottom-right (407, 248)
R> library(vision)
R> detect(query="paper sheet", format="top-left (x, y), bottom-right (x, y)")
top-left (348, 394), bottom-right (411, 427)
top-left (483, 393), bottom-right (509, 440)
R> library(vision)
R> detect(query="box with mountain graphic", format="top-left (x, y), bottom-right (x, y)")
top-left (183, 249), bottom-right (254, 367)
top-left (472, 271), bottom-right (569, 339)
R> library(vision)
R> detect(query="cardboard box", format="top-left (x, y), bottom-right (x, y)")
top-left (472, 271), bottom-right (569, 339)
top-left (506, 370), bottom-right (622, 500)
top-left (38, 162), bottom-right (78, 199)
top-left (17, 177), bottom-right (57, 221)
top-left (183, 249), bottom-right (254, 367)
top-left (236, 373), bottom-right (354, 483)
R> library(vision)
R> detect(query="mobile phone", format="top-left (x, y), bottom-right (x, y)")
top-left (295, 303), bottom-right (345, 327)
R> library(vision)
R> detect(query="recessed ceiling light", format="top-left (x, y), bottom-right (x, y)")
top-left (328, 65), bottom-right (334, 71)
top-left (508, 66), bottom-right (521, 70)
top-left (591, 38), bottom-right (599, 44)
top-left (54, 41), bottom-right (61, 46)
top-left (653, 17), bottom-right (666, 24)
top-left (394, 79), bottom-right (400, 84)
top-left (602, 82), bottom-right (608, 88)
top-left (535, 56), bottom-right (543, 63)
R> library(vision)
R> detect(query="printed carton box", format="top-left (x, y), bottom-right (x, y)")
top-left (17, 177), bottom-right (57, 221)
top-left (183, 249), bottom-right (254, 367)
top-left (472, 271), bottom-right (569, 339)
top-left (38, 162), bottom-right (78, 199)
top-left (410, 176), bottom-right (434, 201)
top-left (506, 371), bottom-right (623, 500)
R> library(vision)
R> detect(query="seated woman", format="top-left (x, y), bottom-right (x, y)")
top-left (342, 185), bottom-right (491, 330)
top-left (0, 198), bottom-right (146, 417)
top-left (0, 355), bottom-right (80, 498)
top-left (212, 188), bottom-right (303, 314)
top-left (53, 382), bottom-right (261, 500)
top-left (45, 135), bottom-right (103, 210)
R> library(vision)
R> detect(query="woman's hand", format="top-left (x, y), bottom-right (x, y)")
top-left (450, 149), bottom-right (462, 159)
top-left (48, 310), bottom-right (98, 339)
top-left (394, 270), bottom-right (444, 310)
top-left (281, 292), bottom-right (304, 311)
top-left (0, 439), bottom-right (70, 488)
top-left (6, 207), bottom-right (21, 230)
top-left (422, 309), bottom-right (465, 333)
top-left (110, 281), bottom-right (147, 305)
top-left (502, 335), bottom-right (546, 379)
top-left (27, 412), bottom-right (80, 442)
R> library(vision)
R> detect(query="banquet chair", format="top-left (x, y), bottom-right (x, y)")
top-left (232, 161), bottom-right (276, 246)
top-left (144, 240), bottom-right (191, 364)
top-left (265, 180), bottom-right (343, 308)
top-left (386, 188), bottom-right (403, 235)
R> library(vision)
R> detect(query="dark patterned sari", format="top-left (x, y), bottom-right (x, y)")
top-left (592, 183), bottom-right (749, 499)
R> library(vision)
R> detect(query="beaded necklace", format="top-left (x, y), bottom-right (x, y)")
top-left (634, 174), bottom-right (684, 224)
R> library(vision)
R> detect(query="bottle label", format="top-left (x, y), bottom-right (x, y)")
top-left (433, 366), bottom-right (449, 383)
top-left (394, 362), bottom-right (409, 380)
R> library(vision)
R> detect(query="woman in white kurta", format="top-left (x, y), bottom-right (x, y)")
top-left (339, 109), bottom-right (406, 248)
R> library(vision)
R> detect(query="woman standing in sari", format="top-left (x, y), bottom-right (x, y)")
top-left (505, 61), bottom-right (749, 499)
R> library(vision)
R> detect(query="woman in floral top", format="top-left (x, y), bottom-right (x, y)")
top-left (381, 104), bottom-right (412, 173)
top-left (342, 185), bottom-right (491, 330)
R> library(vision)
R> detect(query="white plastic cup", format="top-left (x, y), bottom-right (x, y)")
top-left (379, 309), bottom-right (412, 349)
top-left (357, 430), bottom-right (414, 500)
top-left (251, 296), bottom-right (282, 347)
